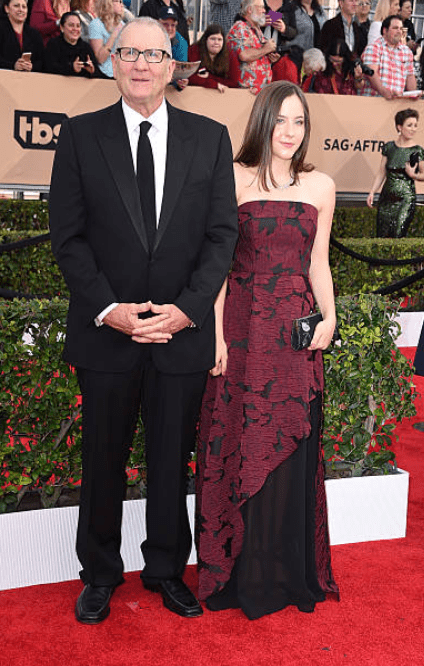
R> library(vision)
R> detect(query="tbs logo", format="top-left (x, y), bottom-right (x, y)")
top-left (14, 110), bottom-right (68, 150)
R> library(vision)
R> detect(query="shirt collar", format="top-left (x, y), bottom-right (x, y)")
top-left (121, 97), bottom-right (168, 134)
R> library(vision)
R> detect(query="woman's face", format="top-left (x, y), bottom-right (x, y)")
top-left (398, 116), bottom-right (418, 141)
top-left (390, 0), bottom-right (400, 15)
top-left (61, 15), bottom-right (81, 43)
top-left (271, 94), bottom-right (305, 163)
top-left (112, 0), bottom-right (124, 16)
top-left (329, 52), bottom-right (343, 72)
top-left (356, 0), bottom-right (371, 22)
top-left (206, 33), bottom-right (224, 57)
top-left (5, 0), bottom-right (28, 24)
top-left (400, 1), bottom-right (412, 20)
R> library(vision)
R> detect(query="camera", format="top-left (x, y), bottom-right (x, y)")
top-left (353, 58), bottom-right (374, 77)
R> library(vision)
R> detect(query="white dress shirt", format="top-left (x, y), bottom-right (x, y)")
top-left (95, 97), bottom-right (169, 326)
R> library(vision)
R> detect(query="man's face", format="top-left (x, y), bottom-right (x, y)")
top-left (356, 0), bottom-right (371, 22)
top-left (339, 0), bottom-right (357, 18)
top-left (112, 23), bottom-right (174, 115)
top-left (248, 1), bottom-right (266, 27)
top-left (159, 18), bottom-right (177, 40)
top-left (383, 18), bottom-right (403, 46)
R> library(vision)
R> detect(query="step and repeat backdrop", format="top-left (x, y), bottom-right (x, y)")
top-left (1, 69), bottom-right (424, 193)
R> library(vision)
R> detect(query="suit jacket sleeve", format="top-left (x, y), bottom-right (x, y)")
top-left (49, 118), bottom-right (118, 324)
top-left (173, 123), bottom-right (238, 328)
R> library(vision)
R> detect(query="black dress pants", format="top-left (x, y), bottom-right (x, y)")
top-left (76, 357), bottom-right (207, 587)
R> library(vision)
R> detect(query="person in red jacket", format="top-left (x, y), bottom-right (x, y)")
top-left (188, 24), bottom-right (239, 93)
top-left (30, 0), bottom-right (70, 46)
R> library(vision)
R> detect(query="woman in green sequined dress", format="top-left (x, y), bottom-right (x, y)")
top-left (367, 108), bottom-right (424, 237)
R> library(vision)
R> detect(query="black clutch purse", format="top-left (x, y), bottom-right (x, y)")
top-left (291, 313), bottom-right (340, 351)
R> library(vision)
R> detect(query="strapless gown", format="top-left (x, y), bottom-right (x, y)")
top-left (196, 200), bottom-right (339, 619)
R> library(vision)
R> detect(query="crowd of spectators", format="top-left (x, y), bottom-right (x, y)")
top-left (0, 0), bottom-right (423, 97)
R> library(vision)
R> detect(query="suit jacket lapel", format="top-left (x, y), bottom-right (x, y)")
top-left (154, 103), bottom-right (195, 252)
top-left (96, 101), bottom-right (149, 254)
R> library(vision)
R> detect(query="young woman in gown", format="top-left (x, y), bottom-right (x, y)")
top-left (196, 81), bottom-right (339, 620)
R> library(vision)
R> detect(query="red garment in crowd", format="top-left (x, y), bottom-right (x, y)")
top-left (312, 70), bottom-right (357, 95)
top-left (271, 54), bottom-right (299, 84)
top-left (30, 0), bottom-right (62, 46)
top-left (188, 43), bottom-right (239, 89)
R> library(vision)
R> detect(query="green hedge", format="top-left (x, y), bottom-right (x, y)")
top-left (0, 200), bottom-right (49, 231)
top-left (0, 230), bottom-right (67, 298)
top-left (332, 205), bottom-right (424, 238)
top-left (330, 238), bottom-right (424, 306)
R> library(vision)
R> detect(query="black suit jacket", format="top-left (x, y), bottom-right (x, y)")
top-left (320, 13), bottom-right (367, 57)
top-left (49, 101), bottom-right (238, 375)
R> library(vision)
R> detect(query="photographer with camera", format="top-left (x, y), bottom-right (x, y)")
top-left (367, 108), bottom-right (424, 237)
top-left (312, 38), bottom-right (365, 93)
top-left (44, 10), bottom-right (102, 76)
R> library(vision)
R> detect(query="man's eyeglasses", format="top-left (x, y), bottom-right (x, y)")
top-left (116, 47), bottom-right (171, 63)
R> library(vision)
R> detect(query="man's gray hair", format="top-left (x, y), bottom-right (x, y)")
top-left (114, 17), bottom-right (172, 56)
top-left (240, 0), bottom-right (256, 17)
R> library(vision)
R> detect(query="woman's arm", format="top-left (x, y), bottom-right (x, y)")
top-left (308, 173), bottom-right (336, 350)
top-left (89, 20), bottom-right (121, 65)
top-left (210, 278), bottom-right (228, 376)
top-left (367, 155), bottom-right (387, 207)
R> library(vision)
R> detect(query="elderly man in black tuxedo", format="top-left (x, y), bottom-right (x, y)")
top-left (49, 17), bottom-right (238, 625)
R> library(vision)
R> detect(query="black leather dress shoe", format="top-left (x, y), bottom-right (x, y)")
top-left (75, 584), bottom-right (115, 624)
top-left (143, 578), bottom-right (203, 618)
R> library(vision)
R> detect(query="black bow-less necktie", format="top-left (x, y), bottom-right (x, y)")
top-left (136, 121), bottom-right (156, 252)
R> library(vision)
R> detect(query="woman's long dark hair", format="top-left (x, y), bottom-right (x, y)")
top-left (196, 24), bottom-right (229, 78)
top-left (293, 0), bottom-right (324, 15)
top-left (235, 81), bottom-right (314, 190)
top-left (323, 39), bottom-right (353, 81)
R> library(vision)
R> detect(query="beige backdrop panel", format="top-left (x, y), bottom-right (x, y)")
top-left (1, 70), bottom-right (424, 193)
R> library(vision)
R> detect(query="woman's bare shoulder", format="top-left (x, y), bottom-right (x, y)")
top-left (301, 169), bottom-right (335, 195)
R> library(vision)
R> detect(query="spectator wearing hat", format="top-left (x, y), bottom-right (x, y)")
top-left (138, 0), bottom-right (189, 44)
top-left (158, 4), bottom-right (187, 61)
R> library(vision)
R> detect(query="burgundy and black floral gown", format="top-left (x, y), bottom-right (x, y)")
top-left (196, 200), bottom-right (338, 620)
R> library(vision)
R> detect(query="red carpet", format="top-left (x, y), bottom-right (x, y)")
top-left (1, 348), bottom-right (423, 666)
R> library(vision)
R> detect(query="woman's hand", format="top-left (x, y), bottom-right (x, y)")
top-left (210, 337), bottom-right (228, 376)
top-left (73, 56), bottom-right (85, 73)
top-left (271, 18), bottom-right (286, 33)
top-left (217, 83), bottom-right (227, 93)
top-left (404, 162), bottom-right (417, 179)
top-left (14, 57), bottom-right (32, 71)
top-left (84, 56), bottom-right (95, 74)
top-left (308, 319), bottom-right (336, 351)
top-left (366, 191), bottom-right (374, 208)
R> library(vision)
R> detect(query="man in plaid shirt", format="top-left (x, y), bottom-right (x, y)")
top-left (359, 15), bottom-right (416, 99)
